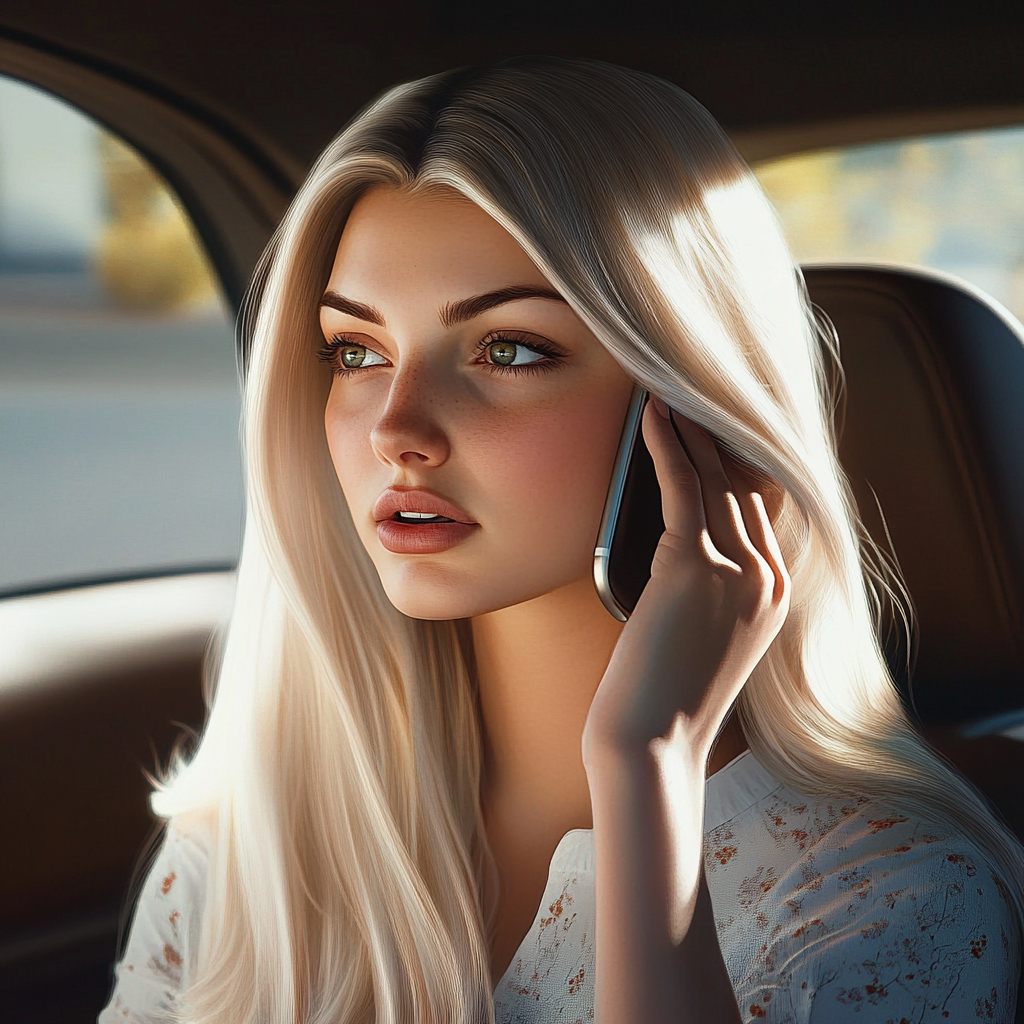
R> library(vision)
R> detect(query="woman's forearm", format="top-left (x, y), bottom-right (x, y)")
top-left (580, 401), bottom-right (789, 1022)
top-left (586, 726), bottom-right (742, 1024)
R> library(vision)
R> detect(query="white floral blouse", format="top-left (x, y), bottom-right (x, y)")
top-left (99, 751), bottom-right (1019, 1023)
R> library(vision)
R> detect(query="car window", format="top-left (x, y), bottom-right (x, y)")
top-left (0, 75), bottom-right (242, 593)
top-left (753, 125), bottom-right (1024, 325)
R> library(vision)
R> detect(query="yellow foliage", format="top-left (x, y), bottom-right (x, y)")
top-left (755, 152), bottom-right (846, 261)
top-left (755, 146), bottom-right (937, 266)
top-left (95, 133), bottom-right (219, 312)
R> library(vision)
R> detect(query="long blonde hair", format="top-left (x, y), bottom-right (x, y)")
top-left (153, 56), bottom-right (1024, 1024)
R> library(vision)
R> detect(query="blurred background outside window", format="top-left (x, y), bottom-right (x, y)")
top-left (754, 125), bottom-right (1024, 325)
top-left (0, 76), bottom-right (242, 593)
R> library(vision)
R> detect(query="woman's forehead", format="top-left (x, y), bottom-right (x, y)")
top-left (327, 185), bottom-right (553, 303)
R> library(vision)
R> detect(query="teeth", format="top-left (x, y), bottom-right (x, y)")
top-left (397, 511), bottom-right (442, 521)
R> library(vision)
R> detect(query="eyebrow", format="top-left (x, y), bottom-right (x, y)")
top-left (440, 285), bottom-right (567, 328)
top-left (319, 291), bottom-right (386, 326)
top-left (319, 285), bottom-right (567, 330)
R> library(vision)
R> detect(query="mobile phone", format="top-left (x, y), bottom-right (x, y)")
top-left (593, 386), bottom-right (666, 620)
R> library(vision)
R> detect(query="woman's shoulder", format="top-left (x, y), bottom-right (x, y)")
top-left (169, 807), bottom-right (216, 862)
top-left (768, 783), bottom-right (1016, 933)
top-left (97, 811), bottom-right (214, 1024)
top-left (143, 809), bottom-right (214, 919)
top-left (708, 759), bottom-right (1012, 886)
top-left (718, 774), bottom-right (1017, 929)
top-left (708, 773), bottom-right (1020, 1021)
top-left (766, 780), bottom-right (1012, 892)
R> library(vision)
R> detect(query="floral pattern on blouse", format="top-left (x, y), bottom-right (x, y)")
top-left (99, 821), bottom-right (207, 1024)
top-left (704, 770), bottom-right (1018, 1023)
top-left (101, 753), bottom-right (1019, 1024)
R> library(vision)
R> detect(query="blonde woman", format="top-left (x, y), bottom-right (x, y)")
top-left (100, 57), bottom-right (1022, 1024)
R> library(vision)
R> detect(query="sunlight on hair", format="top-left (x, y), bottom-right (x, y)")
top-left (633, 211), bottom-right (750, 390)
top-left (703, 180), bottom-right (806, 343)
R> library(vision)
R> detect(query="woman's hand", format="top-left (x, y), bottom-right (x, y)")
top-left (584, 396), bottom-right (791, 763)
top-left (582, 396), bottom-right (790, 1024)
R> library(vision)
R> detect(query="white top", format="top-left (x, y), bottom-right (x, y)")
top-left (99, 752), bottom-right (1019, 1023)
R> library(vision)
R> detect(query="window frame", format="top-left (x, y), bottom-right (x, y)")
top-left (0, 37), bottom-right (279, 596)
top-left (0, 32), bottom-right (297, 310)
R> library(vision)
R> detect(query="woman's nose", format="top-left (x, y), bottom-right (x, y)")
top-left (369, 365), bottom-right (452, 468)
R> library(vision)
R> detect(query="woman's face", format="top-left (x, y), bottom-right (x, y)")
top-left (321, 186), bottom-right (634, 620)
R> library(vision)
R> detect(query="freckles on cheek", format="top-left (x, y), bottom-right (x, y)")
top-left (479, 398), bottom-right (618, 524)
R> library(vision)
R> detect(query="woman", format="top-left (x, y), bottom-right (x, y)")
top-left (100, 57), bottom-right (1022, 1023)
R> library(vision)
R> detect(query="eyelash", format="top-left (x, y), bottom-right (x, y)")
top-left (473, 331), bottom-right (565, 376)
top-left (317, 334), bottom-right (378, 378)
top-left (317, 332), bottom-right (566, 377)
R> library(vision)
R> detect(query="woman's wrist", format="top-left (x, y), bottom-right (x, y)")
top-left (582, 703), bottom-right (717, 780)
top-left (584, 694), bottom-right (737, 1023)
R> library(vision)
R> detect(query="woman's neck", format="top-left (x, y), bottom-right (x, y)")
top-left (471, 576), bottom-right (751, 825)
top-left (473, 577), bottom-right (622, 828)
top-left (471, 576), bottom-right (751, 984)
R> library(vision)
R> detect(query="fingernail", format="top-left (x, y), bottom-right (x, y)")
top-left (651, 396), bottom-right (670, 419)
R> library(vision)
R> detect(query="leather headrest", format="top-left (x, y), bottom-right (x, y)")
top-left (804, 265), bottom-right (1024, 722)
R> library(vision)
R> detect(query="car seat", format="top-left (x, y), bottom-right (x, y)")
top-left (804, 263), bottom-right (1024, 831)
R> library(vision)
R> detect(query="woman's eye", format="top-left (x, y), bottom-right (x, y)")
top-left (339, 344), bottom-right (387, 369)
top-left (319, 340), bottom-right (388, 372)
top-left (485, 339), bottom-right (546, 367)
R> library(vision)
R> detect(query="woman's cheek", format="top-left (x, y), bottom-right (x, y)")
top-left (324, 404), bottom-right (379, 534)
top-left (474, 398), bottom-right (622, 573)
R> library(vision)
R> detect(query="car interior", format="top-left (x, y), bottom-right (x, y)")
top-left (2, 4), bottom-right (1023, 1022)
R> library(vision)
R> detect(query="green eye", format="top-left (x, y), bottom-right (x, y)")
top-left (488, 340), bottom-right (518, 365)
top-left (341, 345), bottom-right (366, 368)
top-left (481, 338), bottom-right (551, 371)
top-left (320, 342), bottom-right (387, 371)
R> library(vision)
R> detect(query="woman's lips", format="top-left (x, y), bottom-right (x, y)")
top-left (376, 519), bottom-right (478, 554)
top-left (373, 487), bottom-right (479, 555)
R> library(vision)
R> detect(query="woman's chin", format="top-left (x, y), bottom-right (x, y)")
top-left (377, 569), bottom-right (492, 621)
top-left (387, 595), bottom-right (469, 621)
top-left (377, 569), bottom-right (554, 622)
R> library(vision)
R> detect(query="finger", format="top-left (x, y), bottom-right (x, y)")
top-left (669, 413), bottom-right (756, 571)
top-left (641, 398), bottom-right (704, 544)
top-left (717, 449), bottom-right (789, 585)
top-left (720, 448), bottom-right (785, 523)
top-left (718, 448), bottom-right (790, 601)
top-left (746, 491), bottom-right (791, 603)
top-left (727, 484), bottom-right (772, 570)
